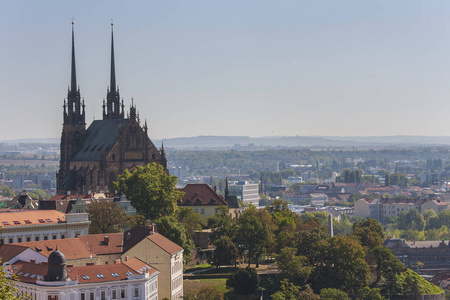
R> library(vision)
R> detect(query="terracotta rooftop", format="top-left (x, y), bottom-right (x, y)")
top-left (2, 238), bottom-right (95, 261)
top-left (178, 184), bottom-right (228, 206)
top-left (0, 244), bottom-right (28, 262)
top-left (78, 233), bottom-right (123, 255)
top-left (0, 209), bottom-right (66, 227)
top-left (147, 233), bottom-right (183, 255)
top-left (9, 257), bottom-right (158, 285)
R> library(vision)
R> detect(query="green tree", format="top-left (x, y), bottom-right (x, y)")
top-left (320, 288), bottom-right (349, 300)
top-left (114, 163), bottom-right (182, 220)
top-left (176, 207), bottom-right (203, 239)
top-left (156, 216), bottom-right (194, 264)
top-left (356, 287), bottom-right (385, 300)
top-left (28, 189), bottom-right (50, 200)
top-left (0, 264), bottom-right (29, 299)
top-left (207, 205), bottom-right (236, 243)
top-left (312, 236), bottom-right (370, 295)
top-left (0, 185), bottom-right (15, 197)
top-left (398, 209), bottom-right (426, 231)
top-left (371, 246), bottom-right (405, 285)
top-left (352, 218), bottom-right (384, 249)
top-left (236, 206), bottom-right (275, 267)
top-left (212, 236), bottom-right (238, 268)
top-left (276, 247), bottom-right (311, 286)
top-left (226, 267), bottom-right (259, 295)
top-left (86, 201), bottom-right (129, 234)
top-left (271, 279), bottom-right (303, 300)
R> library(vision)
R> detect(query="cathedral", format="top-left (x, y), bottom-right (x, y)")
top-left (57, 24), bottom-right (166, 194)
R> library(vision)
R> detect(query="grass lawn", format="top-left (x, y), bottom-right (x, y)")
top-left (184, 263), bottom-right (212, 273)
top-left (184, 278), bottom-right (228, 294)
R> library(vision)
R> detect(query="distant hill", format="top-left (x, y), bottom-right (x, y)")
top-left (0, 138), bottom-right (59, 145)
top-left (155, 135), bottom-right (450, 149)
top-left (3, 135), bottom-right (450, 149)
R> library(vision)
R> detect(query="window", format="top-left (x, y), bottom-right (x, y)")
top-left (121, 289), bottom-right (125, 298)
top-left (46, 219), bottom-right (53, 223)
top-left (101, 291), bottom-right (106, 300)
top-left (24, 220), bottom-right (32, 224)
top-left (38, 219), bottom-right (45, 223)
top-left (35, 236), bottom-right (39, 241)
top-left (26, 237), bottom-right (31, 242)
top-left (2, 222), bottom-right (9, 225)
top-left (8, 238), bottom-right (13, 243)
top-left (201, 209), bottom-right (205, 214)
top-left (81, 293), bottom-right (85, 300)
top-left (52, 235), bottom-right (57, 240)
top-left (90, 292), bottom-right (94, 300)
top-left (112, 290), bottom-right (117, 299)
top-left (61, 235), bottom-right (65, 239)
top-left (96, 274), bottom-right (105, 278)
top-left (48, 296), bottom-right (59, 300)
top-left (13, 221), bottom-right (21, 225)
top-left (17, 237), bottom-right (22, 243)
top-left (44, 236), bottom-right (48, 240)
top-left (134, 288), bottom-right (139, 297)
top-left (81, 275), bottom-right (90, 280)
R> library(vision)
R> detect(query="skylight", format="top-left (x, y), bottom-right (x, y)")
top-left (81, 275), bottom-right (90, 280)
top-left (111, 273), bottom-right (120, 277)
top-left (30, 274), bottom-right (36, 278)
top-left (2, 221), bottom-right (10, 225)
top-left (24, 220), bottom-right (32, 224)
top-left (96, 274), bottom-right (105, 278)
top-left (23, 273), bottom-right (30, 277)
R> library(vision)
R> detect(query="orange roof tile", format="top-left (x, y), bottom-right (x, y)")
top-left (146, 233), bottom-right (183, 255)
top-left (0, 209), bottom-right (66, 227)
top-left (78, 233), bottom-right (123, 255)
top-left (4, 238), bottom-right (95, 260)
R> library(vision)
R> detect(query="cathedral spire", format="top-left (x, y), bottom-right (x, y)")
top-left (110, 22), bottom-right (116, 92)
top-left (71, 22), bottom-right (77, 92)
top-left (103, 21), bottom-right (123, 120)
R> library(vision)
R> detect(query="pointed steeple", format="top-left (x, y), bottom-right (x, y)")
top-left (110, 23), bottom-right (116, 93)
top-left (71, 22), bottom-right (77, 92)
top-left (64, 22), bottom-right (85, 126)
top-left (103, 22), bottom-right (123, 120)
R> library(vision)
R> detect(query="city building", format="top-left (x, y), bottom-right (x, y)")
top-left (384, 238), bottom-right (450, 275)
top-left (57, 24), bottom-right (166, 195)
top-left (227, 181), bottom-right (259, 206)
top-left (122, 226), bottom-right (184, 300)
top-left (8, 248), bottom-right (159, 300)
top-left (354, 196), bottom-right (446, 222)
top-left (0, 209), bottom-right (90, 245)
top-left (1, 225), bottom-right (184, 300)
top-left (178, 184), bottom-right (242, 219)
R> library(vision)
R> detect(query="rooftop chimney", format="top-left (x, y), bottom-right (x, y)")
top-left (104, 235), bottom-right (109, 245)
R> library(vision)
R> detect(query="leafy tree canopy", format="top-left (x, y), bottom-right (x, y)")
top-left (114, 163), bottom-right (182, 220)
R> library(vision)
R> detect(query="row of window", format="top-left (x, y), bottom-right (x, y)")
top-left (171, 275), bottom-right (182, 290)
top-left (1, 234), bottom-right (65, 245)
top-left (80, 288), bottom-right (139, 300)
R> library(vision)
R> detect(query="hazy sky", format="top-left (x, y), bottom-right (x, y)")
top-left (2, 1), bottom-right (450, 140)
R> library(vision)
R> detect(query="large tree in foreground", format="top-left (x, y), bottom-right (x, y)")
top-left (114, 163), bottom-right (182, 220)
top-left (86, 200), bottom-right (129, 234)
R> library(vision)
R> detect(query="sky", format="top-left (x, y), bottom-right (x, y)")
top-left (2, 1), bottom-right (450, 140)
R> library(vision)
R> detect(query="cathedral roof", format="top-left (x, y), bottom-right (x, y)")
top-left (72, 119), bottom-right (130, 162)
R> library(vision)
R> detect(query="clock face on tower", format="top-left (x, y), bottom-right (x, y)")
top-left (74, 131), bottom-right (80, 144)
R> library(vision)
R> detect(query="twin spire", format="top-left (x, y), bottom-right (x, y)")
top-left (68, 22), bottom-right (126, 121)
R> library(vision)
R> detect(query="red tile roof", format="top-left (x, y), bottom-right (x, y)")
top-left (0, 244), bottom-right (28, 262)
top-left (0, 209), bottom-right (66, 227)
top-left (9, 258), bottom-right (158, 285)
top-left (3, 238), bottom-right (95, 260)
top-left (146, 232), bottom-right (183, 255)
top-left (178, 184), bottom-right (228, 206)
top-left (78, 233), bottom-right (123, 255)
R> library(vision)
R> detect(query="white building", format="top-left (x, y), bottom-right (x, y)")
top-left (0, 209), bottom-right (90, 245)
top-left (228, 181), bottom-right (259, 206)
top-left (8, 249), bottom-right (159, 300)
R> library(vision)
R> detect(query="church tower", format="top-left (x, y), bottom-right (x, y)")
top-left (103, 23), bottom-right (125, 119)
top-left (57, 23), bottom-right (86, 190)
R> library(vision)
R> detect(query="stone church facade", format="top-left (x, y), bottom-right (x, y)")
top-left (57, 24), bottom-right (166, 194)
